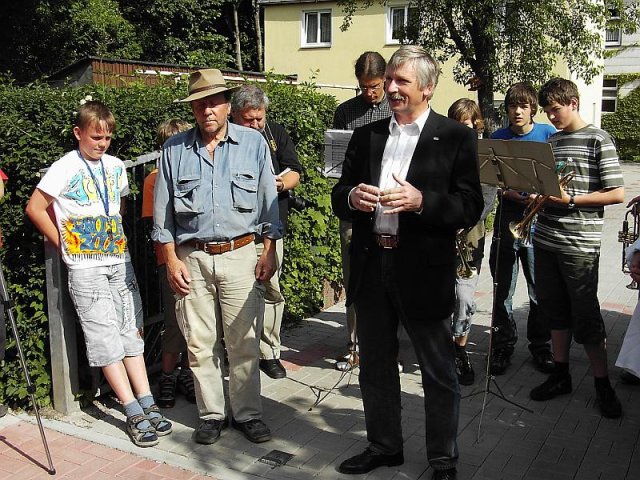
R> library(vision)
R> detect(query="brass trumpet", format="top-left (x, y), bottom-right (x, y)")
top-left (456, 230), bottom-right (477, 279)
top-left (618, 206), bottom-right (639, 290)
top-left (509, 171), bottom-right (575, 244)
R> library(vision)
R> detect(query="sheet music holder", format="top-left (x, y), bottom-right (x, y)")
top-left (323, 129), bottom-right (353, 179)
top-left (478, 139), bottom-right (561, 196)
top-left (470, 138), bottom-right (563, 443)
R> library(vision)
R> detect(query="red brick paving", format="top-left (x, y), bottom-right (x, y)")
top-left (0, 421), bottom-right (217, 479)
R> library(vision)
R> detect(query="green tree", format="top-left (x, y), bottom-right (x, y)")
top-left (119, 0), bottom-right (233, 68)
top-left (340, 0), bottom-right (640, 129)
top-left (1, 1), bottom-right (141, 81)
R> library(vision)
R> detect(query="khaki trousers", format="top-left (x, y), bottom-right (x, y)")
top-left (339, 220), bottom-right (358, 349)
top-left (175, 242), bottom-right (264, 422)
top-left (255, 239), bottom-right (285, 360)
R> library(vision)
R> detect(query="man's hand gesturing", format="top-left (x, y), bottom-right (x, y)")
top-left (379, 173), bottom-right (424, 214)
top-left (349, 183), bottom-right (380, 212)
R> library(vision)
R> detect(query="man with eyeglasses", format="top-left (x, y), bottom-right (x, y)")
top-left (332, 51), bottom-right (393, 372)
top-left (333, 51), bottom-right (391, 130)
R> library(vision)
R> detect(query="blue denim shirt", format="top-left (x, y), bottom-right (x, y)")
top-left (152, 123), bottom-right (282, 245)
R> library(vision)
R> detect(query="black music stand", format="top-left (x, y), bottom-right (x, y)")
top-left (467, 139), bottom-right (561, 442)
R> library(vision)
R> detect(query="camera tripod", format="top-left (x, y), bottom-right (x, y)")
top-left (0, 258), bottom-right (55, 474)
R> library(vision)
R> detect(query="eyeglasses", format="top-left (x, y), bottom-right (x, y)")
top-left (359, 82), bottom-right (383, 93)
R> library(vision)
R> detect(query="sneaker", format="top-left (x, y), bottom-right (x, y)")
top-left (335, 351), bottom-right (359, 371)
top-left (127, 414), bottom-right (159, 448)
top-left (193, 418), bottom-right (228, 445)
top-left (232, 418), bottom-right (271, 443)
top-left (177, 368), bottom-right (197, 403)
top-left (530, 373), bottom-right (572, 401)
top-left (0, 404), bottom-right (8, 418)
top-left (490, 348), bottom-right (512, 375)
top-left (455, 350), bottom-right (475, 386)
top-left (157, 372), bottom-right (177, 408)
top-left (142, 404), bottom-right (172, 436)
top-left (596, 387), bottom-right (622, 418)
top-left (397, 361), bottom-right (404, 374)
top-left (531, 349), bottom-right (555, 374)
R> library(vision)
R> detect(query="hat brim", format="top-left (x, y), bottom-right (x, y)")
top-left (174, 85), bottom-right (241, 103)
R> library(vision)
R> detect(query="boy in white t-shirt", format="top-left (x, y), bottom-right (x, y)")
top-left (26, 101), bottom-right (172, 447)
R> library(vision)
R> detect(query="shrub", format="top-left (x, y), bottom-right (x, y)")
top-left (0, 77), bottom-right (339, 407)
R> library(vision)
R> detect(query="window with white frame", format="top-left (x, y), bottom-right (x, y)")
top-left (602, 78), bottom-right (618, 113)
top-left (605, 9), bottom-right (622, 47)
top-left (302, 10), bottom-right (332, 47)
top-left (386, 5), bottom-right (420, 44)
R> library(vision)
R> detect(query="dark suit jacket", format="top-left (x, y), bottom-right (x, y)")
top-left (331, 110), bottom-right (484, 322)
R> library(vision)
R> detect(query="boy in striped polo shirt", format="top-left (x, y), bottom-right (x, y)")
top-left (529, 78), bottom-right (625, 418)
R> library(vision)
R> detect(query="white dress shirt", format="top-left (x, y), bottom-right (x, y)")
top-left (374, 109), bottom-right (431, 235)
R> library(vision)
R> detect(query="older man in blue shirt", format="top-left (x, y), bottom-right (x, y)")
top-left (153, 69), bottom-right (282, 446)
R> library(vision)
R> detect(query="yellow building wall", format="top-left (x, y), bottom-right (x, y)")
top-left (263, 2), bottom-right (476, 113)
top-left (263, 2), bottom-right (601, 126)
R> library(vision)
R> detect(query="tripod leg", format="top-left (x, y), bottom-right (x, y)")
top-left (0, 264), bottom-right (56, 475)
top-left (476, 375), bottom-right (492, 442)
top-left (475, 203), bottom-right (532, 443)
top-left (491, 377), bottom-right (533, 413)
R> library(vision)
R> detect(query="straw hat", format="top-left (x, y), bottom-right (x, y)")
top-left (175, 69), bottom-right (240, 103)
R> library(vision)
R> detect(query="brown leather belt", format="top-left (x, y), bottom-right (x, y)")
top-left (374, 233), bottom-right (399, 249)
top-left (189, 233), bottom-right (255, 255)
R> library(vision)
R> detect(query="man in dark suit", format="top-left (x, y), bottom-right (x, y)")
top-left (331, 45), bottom-right (483, 480)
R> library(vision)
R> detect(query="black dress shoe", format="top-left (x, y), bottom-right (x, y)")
top-left (338, 448), bottom-right (404, 474)
top-left (433, 467), bottom-right (457, 480)
top-left (259, 359), bottom-right (287, 379)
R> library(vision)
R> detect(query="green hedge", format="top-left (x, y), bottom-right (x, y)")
top-left (0, 77), bottom-right (340, 408)
top-left (601, 74), bottom-right (640, 163)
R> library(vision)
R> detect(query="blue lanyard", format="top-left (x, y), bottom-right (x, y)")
top-left (78, 150), bottom-right (110, 217)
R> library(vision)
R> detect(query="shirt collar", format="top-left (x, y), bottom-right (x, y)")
top-left (388, 107), bottom-right (431, 135)
top-left (187, 121), bottom-right (238, 150)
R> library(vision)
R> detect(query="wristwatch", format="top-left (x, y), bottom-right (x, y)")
top-left (568, 195), bottom-right (576, 209)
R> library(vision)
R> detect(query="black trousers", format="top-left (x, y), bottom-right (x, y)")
top-left (354, 247), bottom-right (460, 471)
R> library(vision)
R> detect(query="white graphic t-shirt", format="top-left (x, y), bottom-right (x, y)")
top-left (37, 150), bottom-right (131, 269)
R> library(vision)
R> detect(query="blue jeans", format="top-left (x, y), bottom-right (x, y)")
top-left (489, 232), bottom-right (549, 354)
top-left (355, 248), bottom-right (459, 471)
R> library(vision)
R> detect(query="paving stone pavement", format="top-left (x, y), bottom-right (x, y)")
top-left (2, 164), bottom-right (640, 479)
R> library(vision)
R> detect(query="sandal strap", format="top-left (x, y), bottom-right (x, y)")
top-left (128, 415), bottom-right (156, 439)
top-left (143, 404), bottom-right (172, 432)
